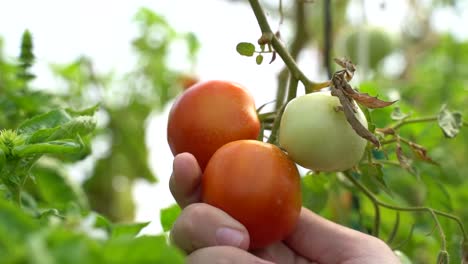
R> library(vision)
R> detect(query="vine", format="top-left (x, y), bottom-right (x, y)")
top-left (246, 0), bottom-right (467, 260)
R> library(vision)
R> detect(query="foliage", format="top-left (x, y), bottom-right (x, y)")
top-left (0, 8), bottom-right (196, 263)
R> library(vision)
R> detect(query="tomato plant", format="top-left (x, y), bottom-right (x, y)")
top-left (279, 92), bottom-right (368, 172)
top-left (201, 140), bottom-right (302, 249)
top-left (167, 80), bottom-right (261, 170)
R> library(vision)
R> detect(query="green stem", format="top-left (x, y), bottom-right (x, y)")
top-left (343, 171), bottom-right (466, 246)
top-left (248, 0), bottom-right (317, 92)
top-left (267, 77), bottom-right (298, 144)
top-left (258, 112), bottom-right (276, 121)
top-left (393, 116), bottom-right (438, 130)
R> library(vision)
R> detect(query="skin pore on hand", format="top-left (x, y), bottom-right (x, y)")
top-left (169, 152), bottom-right (400, 264)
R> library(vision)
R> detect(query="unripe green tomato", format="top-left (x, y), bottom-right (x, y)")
top-left (279, 92), bottom-right (368, 172)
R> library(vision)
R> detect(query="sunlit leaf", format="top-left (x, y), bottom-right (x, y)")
top-left (160, 204), bottom-right (181, 232)
top-left (111, 222), bottom-right (150, 239)
top-left (236, 42), bottom-right (255, 57)
top-left (18, 110), bottom-right (72, 135)
top-left (256, 54), bottom-right (264, 65)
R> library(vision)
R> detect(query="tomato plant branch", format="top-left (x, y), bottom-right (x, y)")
top-left (248, 0), bottom-right (320, 93)
top-left (392, 116), bottom-right (438, 130)
top-left (274, 0), bottom-right (308, 110)
top-left (323, 0), bottom-right (333, 78)
top-left (343, 171), bottom-right (467, 248)
top-left (267, 76), bottom-right (298, 144)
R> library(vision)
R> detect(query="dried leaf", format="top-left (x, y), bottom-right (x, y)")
top-left (438, 105), bottom-right (462, 138)
top-left (269, 51), bottom-right (277, 64)
top-left (342, 86), bottom-right (397, 109)
top-left (408, 141), bottom-right (438, 165)
top-left (331, 85), bottom-right (380, 147)
top-left (396, 143), bottom-right (418, 176)
top-left (334, 58), bottom-right (355, 81)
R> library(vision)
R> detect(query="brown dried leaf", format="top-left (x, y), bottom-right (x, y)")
top-left (342, 87), bottom-right (397, 109)
top-left (396, 143), bottom-right (410, 169)
top-left (409, 142), bottom-right (438, 165)
top-left (396, 143), bottom-right (418, 175)
top-left (333, 58), bottom-right (355, 81)
top-left (269, 51), bottom-right (277, 64)
top-left (331, 85), bottom-right (380, 148)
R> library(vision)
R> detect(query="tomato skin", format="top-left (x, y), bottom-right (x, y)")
top-left (167, 80), bottom-right (260, 170)
top-left (279, 92), bottom-right (368, 172)
top-left (202, 140), bottom-right (302, 249)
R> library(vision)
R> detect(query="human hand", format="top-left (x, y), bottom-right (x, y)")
top-left (169, 152), bottom-right (400, 264)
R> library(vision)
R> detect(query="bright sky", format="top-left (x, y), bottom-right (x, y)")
top-left (1, 0), bottom-right (467, 235)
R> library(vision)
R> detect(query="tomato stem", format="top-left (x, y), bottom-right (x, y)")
top-left (343, 170), bottom-right (466, 252)
top-left (392, 116), bottom-right (438, 130)
top-left (248, 0), bottom-right (317, 93)
top-left (267, 77), bottom-right (298, 145)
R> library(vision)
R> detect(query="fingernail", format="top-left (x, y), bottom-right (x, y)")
top-left (216, 227), bottom-right (245, 247)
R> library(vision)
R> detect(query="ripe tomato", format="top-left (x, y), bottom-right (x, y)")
top-left (202, 140), bottom-right (302, 249)
top-left (167, 80), bottom-right (260, 170)
top-left (279, 92), bottom-right (368, 172)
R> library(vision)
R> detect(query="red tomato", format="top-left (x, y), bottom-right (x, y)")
top-left (167, 80), bottom-right (260, 170)
top-left (202, 140), bottom-right (302, 249)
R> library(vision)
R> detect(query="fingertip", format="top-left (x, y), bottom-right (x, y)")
top-left (173, 152), bottom-right (200, 172)
top-left (170, 152), bottom-right (202, 208)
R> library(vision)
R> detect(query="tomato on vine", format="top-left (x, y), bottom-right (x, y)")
top-left (201, 140), bottom-right (302, 249)
top-left (279, 92), bottom-right (368, 172)
top-left (167, 80), bottom-right (260, 170)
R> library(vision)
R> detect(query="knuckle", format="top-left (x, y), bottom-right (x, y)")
top-left (184, 203), bottom-right (211, 222)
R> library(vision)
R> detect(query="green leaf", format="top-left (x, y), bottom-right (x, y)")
top-left (359, 163), bottom-right (392, 195)
top-left (111, 222), bottom-right (150, 239)
top-left (28, 116), bottom-right (96, 144)
top-left (48, 117), bottom-right (96, 141)
top-left (18, 109), bottom-right (72, 135)
top-left (13, 140), bottom-right (82, 157)
top-left (160, 204), bottom-right (181, 232)
top-left (103, 235), bottom-right (184, 264)
top-left (34, 164), bottom-right (88, 210)
top-left (256, 54), bottom-right (264, 65)
top-left (301, 173), bottom-right (329, 213)
top-left (66, 104), bottom-right (100, 117)
top-left (236, 42), bottom-right (255, 57)
top-left (438, 105), bottom-right (462, 138)
top-left (0, 198), bottom-right (39, 243)
top-left (185, 32), bottom-right (200, 59)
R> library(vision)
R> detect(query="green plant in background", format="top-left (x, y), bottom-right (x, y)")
top-left (49, 8), bottom-right (200, 221)
top-left (0, 7), bottom-right (196, 263)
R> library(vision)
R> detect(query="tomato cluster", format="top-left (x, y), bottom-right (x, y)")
top-left (167, 80), bottom-right (367, 249)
